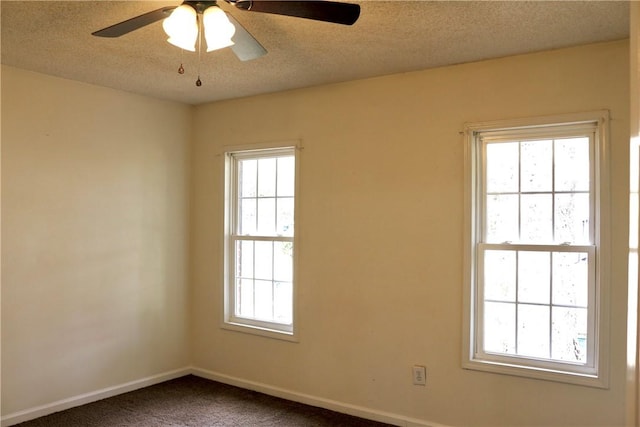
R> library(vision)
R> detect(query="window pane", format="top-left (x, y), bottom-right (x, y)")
top-left (254, 241), bottom-right (273, 280)
top-left (484, 302), bottom-right (516, 354)
top-left (239, 198), bottom-right (256, 235)
top-left (484, 250), bottom-right (516, 301)
top-left (486, 142), bottom-right (519, 193)
top-left (551, 307), bottom-right (587, 363)
top-left (236, 240), bottom-right (254, 279)
top-left (555, 137), bottom-right (590, 192)
top-left (521, 194), bottom-right (552, 243)
top-left (276, 197), bottom-right (294, 236)
top-left (254, 279), bottom-right (273, 320)
top-left (554, 193), bottom-right (590, 244)
top-left (518, 304), bottom-right (550, 358)
top-left (257, 198), bottom-right (276, 235)
top-left (518, 251), bottom-right (550, 304)
top-left (274, 282), bottom-right (293, 324)
top-left (237, 278), bottom-right (254, 318)
top-left (521, 140), bottom-right (552, 192)
top-left (239, 159), bottom-right (257, 197)
top-left (552, 252), bottom-right (588, 307)
top-left (277, 156), bottom-right (295, 197)
top-left (486, 195), bottom-right (518, 243)
top-left (273, 241), bottom-right (293, 282)
top-left (258, 158), bottom-right (277, 197)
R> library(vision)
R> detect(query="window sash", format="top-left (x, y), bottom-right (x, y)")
top-left (228, 235), bottom-right (294, 329)
top-left (475, 243), bottom-right (597, 376)
top-left (229, 148), bottom-right (296, 238)
top-left (478, 131), bottom-right (596, 246)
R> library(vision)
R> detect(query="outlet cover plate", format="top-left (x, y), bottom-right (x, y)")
top-left (412, 365), bottom-right (426, 385)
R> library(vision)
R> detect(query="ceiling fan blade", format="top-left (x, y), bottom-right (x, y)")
top-left (233, 1), bottom-right (360, 25)
top-left (92, 7), bottom-right (176, 37)
top-left (226, 13), bottom-right (268, 61)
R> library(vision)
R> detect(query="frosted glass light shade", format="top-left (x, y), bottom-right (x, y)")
top-left (203, 6), bottom-right (235, 52)
top-left (163, 5), bottom-right (198, 51)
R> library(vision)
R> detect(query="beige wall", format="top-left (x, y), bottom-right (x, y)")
top-left (1, 66), bottom-right (192, 415)
top-left (1, 39), bottom-right (633, 426)
top-left (191, 40), bottom-right (630, 426)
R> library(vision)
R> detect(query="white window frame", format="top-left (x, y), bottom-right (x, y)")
top-left (222, 141), bottom-right (300, 341)
top-left (462, 111), bottom-right (610, 387)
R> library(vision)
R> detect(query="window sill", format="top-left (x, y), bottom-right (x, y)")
top-left (463, 358), bottom-right (608, 388)
top-left (221, 321), bottom-right (299, 343)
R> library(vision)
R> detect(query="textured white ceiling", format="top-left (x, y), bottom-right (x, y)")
top-left (1, 1), bottom-right (630, 105)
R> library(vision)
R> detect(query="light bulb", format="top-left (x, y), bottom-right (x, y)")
top-left (163, 5), bottom-right (198, 52)
top-left (203, 6), bottom-right (235, 52)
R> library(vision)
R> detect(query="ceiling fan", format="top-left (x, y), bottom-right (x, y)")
top-left (92, 1), bottom-right (361, 62)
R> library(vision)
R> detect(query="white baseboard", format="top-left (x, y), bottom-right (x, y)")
top-left (2, 366), bottom-right (447, 427)
top-left (191, 367), bottom-right (447, 427)
top-left (1, 367), bottom-right (191, 427)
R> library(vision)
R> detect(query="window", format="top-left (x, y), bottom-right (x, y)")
top-left (463, 112), bottom-right (610, 387)
top-left (223, 145), bottom-right (298, 339)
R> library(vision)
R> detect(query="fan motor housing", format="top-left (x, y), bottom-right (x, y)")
top-left (183, 1), bottom-right (219, 14)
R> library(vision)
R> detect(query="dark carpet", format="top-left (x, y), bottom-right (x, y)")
top-left (16, 375), bottom-right (394, 426)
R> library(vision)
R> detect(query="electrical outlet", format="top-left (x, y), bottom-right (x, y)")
top-left (412, 365), bottom-right (426, 386)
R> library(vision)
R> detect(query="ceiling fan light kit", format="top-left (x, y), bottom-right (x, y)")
top-left (161, 3), bottom-right (235, 52)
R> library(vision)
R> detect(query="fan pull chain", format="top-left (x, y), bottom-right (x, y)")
top-left (196, 13), bottom-right (203, 87)
top-left (178, 49), bottom-right (185, 74)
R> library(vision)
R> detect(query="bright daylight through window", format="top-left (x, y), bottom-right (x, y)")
top-left (463, 112), bottom-right (610, 387)
top-left (224, 146), bottom-right (297, 338)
